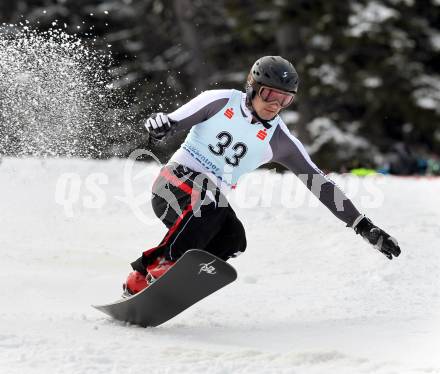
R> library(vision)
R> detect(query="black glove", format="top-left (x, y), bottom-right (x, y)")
top-left (144, 112), bottom-right (172, 140)
top-left (353, 216), bottom-right (401, 260)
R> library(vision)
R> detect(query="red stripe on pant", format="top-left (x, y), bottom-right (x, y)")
top-left (142, 167), bottom-right (200, 259)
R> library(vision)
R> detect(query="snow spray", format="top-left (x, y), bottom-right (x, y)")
top-left (0, 23), bottom-right (124, 158)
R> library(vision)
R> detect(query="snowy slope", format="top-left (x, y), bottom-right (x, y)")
top-left (0, 157), bottom-right (439, 374)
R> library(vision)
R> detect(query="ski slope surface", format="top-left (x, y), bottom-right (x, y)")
top-left (0, 157), bottom-right (439, 374)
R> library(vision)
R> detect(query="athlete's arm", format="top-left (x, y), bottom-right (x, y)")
top-left (270, 122), bottom-right (401, 259)
top-left (269, 121), bottom-right (361, 226)
top-left (167, 89), bottom-right (232, 132)
top-left (144, 90), bottom-right (232, 141)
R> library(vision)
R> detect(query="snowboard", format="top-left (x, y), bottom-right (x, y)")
top-left (93, 249), bottom-right (237, 327)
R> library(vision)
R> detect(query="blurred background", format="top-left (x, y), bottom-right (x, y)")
top-left (0, 0), bottom-right (439, 175)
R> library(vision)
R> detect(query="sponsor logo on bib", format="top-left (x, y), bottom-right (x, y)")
top-left (224, 108), bottom-right (234, 119)
top-left (257, 128), bottom-right (267, 140)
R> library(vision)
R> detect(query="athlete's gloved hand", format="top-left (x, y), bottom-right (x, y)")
top-left (353, 216), bottom-right (401, 260)
top-left (144, 113), bottom-right (172, 140)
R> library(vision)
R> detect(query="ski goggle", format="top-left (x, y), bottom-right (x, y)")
top-left (258, 86), bottom-right (295, 107)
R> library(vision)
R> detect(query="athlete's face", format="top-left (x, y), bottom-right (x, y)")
top-left (252, 93), bottom-right (283, 120)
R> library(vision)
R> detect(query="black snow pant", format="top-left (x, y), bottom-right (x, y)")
top-left (131, 163), bottom-right (247, 275)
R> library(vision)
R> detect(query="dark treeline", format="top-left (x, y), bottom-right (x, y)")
top-left (1, 0), bottom-right (440, 171)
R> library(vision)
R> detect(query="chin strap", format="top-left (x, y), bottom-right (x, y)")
top-left (251, 109), bottom-right (273, 129)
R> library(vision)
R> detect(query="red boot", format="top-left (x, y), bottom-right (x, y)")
top-left (123, 271), bottom-right (149, 297)
top-left (123, 256), bottom-right (175, 297)
top-left (147, 256), bottom-right (175, 280)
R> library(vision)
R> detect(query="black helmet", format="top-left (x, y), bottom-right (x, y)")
top-left (250, 56), bottom-right (299, 93)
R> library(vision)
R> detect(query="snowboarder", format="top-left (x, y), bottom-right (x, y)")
top-left (123, 56), bottom-right (401, 296)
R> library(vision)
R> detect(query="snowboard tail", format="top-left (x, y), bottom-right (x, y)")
top-left (93, 250), bottom-right (237, 327)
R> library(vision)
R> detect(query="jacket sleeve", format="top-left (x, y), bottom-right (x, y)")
top-left (167, 89), bottom-right (231, 132)
top-left (269, 122), bottom-right (362, 226)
